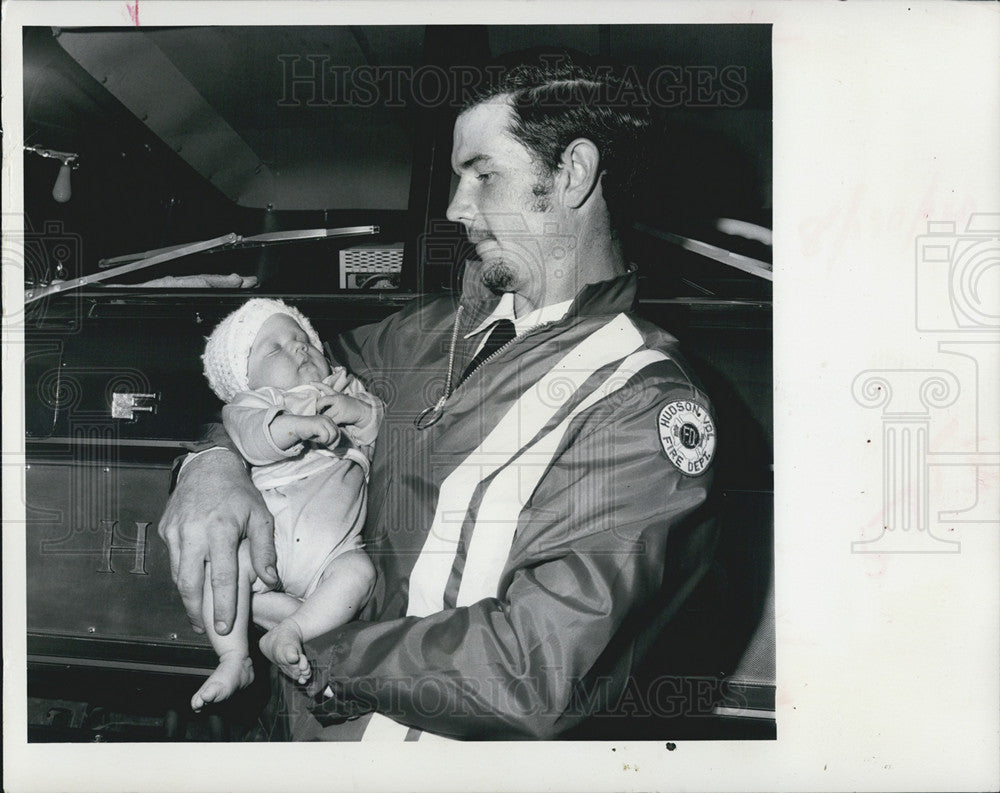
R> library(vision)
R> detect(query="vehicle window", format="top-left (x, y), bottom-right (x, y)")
top-left (23, 26), bottom-right (423, 296)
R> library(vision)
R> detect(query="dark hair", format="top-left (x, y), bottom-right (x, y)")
top-left (462, 51), bottom-right (652, 235)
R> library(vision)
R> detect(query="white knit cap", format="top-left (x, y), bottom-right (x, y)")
top-left (202, 298), bottom-right (323, 402)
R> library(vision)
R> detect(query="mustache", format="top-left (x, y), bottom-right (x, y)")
top-left (467, 229), bottom-right (495, 245)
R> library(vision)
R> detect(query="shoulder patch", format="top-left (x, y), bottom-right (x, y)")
top-left (657, 399), bottom-right (716, 476)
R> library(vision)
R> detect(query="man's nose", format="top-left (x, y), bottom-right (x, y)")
top-left (446, 182), bottom-right (473, 226)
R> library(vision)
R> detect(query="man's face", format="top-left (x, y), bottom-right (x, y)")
top-left (246, 313), bottom-right (330, 392)
top-left (446, 99), bottom-right (562, 296)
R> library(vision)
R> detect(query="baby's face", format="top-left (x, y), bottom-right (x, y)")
top-left (246, 313), bottom-right (331, 391)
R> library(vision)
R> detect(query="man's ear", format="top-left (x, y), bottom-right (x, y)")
top-left (558, 138), bottom-right (601, 209)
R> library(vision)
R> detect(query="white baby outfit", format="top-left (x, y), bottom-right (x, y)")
top-left (224, 369), bottom-right (383, 599)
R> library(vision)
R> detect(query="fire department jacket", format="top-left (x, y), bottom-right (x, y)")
top-left (285, 269), bottom-right (719, 740)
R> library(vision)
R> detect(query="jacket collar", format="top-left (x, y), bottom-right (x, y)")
top-left (458, 268), bottom-right (639, 331)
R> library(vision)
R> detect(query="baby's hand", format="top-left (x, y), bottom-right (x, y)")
top-left (316, 393), bottom-right (369, 427)
top-left (288, 414), bottom-right (341, 446)
top-left (325, 367), bottom-right (352, 393)
top-left (268, 413), bottom-right (340, 450)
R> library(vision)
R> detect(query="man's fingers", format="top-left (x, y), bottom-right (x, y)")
top-left (176, 544), bottom-right (207, 634)
top-left (206, 530), bottom-right (241, 634)
top-left (246, 506), bottom-right (279, 588)
top-left (158, 520), bottom-right (181, 585)
top-left (162, 448), bottom-right (256, 636)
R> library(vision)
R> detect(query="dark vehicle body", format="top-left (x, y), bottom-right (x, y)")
top-left (22, 24), bottom-right (774, 741)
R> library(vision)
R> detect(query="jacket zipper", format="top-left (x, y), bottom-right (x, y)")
top-left (456, 319), bottom-right (556, 390)
top-left (414, 307), bottom-right (560, 430)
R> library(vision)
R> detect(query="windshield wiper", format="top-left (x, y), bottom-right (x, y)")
top-left (634, 221), bottom-right (773, 282)
top-left (25, 225), bottom-right (379, 305)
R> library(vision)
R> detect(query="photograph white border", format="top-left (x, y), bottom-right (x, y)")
top-left (3, 2), bottom-right (998, 791)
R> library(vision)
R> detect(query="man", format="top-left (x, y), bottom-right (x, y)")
top-left (159, 57), bottom-right (719, 740)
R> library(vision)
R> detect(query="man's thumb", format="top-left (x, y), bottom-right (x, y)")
top-left (246, 508), bottom-right (279, 586)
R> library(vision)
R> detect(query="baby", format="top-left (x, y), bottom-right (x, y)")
top-left (192, 298), bottom-right (381, 711)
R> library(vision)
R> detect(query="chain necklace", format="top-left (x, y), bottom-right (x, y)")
top-left (413, 306), bottom-right (555, 430)
top-left (414, 306), bottom-right (465, 430)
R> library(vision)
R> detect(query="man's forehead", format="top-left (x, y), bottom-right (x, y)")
top-left (451, 98), bottom-right (529, 169)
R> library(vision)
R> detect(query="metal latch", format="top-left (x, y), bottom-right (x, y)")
top-left (111, 392), bottom-right (159, 420)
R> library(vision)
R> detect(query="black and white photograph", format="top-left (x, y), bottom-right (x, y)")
top-left (2, 2), bottom-right (997, 792)
top-left (19, 20), bottom-right (774, 743)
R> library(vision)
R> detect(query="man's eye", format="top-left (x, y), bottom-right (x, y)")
top-left (476, 172), bottom-right (495, 182)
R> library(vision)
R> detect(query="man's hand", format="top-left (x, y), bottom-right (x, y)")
top-left (158, 450), bottom-right (277, 634)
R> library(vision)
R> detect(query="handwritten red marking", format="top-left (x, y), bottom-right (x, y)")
top-left (127, 1), bottom-right (139, 26)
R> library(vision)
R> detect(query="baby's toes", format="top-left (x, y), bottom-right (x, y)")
top-left (191, 681), bottom-right (220, 712)
top-left (280, 643), bottom-right (302, 665)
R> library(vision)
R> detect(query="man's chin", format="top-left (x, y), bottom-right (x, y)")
top-left (480, 261), bottom-right (515, 295)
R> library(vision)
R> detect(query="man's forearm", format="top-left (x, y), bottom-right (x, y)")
top-left (171, 422), bottom-right (242, 492)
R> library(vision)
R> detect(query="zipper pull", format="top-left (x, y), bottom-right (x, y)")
top-left (414, 304), bottom-right (465, 430)
top-left (414, 395), bottom-right (447, 430)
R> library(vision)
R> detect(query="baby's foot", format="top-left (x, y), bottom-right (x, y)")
top-left (259, 619), bottom-right (311, 685)
top-left (191, 654), bottom-right (254, 712)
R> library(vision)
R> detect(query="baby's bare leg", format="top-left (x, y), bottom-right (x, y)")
top-left (252, 591), bottom-right (301, 631)
top-left (259, 549), bottom-right (375, 684)
top-left (191, 543), bottom-right (255, 712)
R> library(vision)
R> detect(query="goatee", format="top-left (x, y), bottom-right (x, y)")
top-left (481, 260), bottom-right (515, 294)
